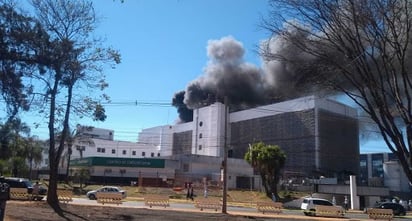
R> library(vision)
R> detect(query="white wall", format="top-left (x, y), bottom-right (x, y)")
top-left (77, 125), bottom-right (114, 140)
top-left (70, 138), bottom-right (161, 160)
top-left (194, 102), bottom-right (226, 157)
top-left (384, 161), bottom-right (410, 192)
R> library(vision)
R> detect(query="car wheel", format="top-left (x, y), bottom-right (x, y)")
top-left (310, 209), bottom-right (316, 216)
top-left (303, 211), bottom-right (309, 216)
top-left (88, 194), bottom-right (96, 200)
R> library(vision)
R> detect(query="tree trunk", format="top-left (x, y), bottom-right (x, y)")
top-left (47, 161), bottom-right (61, 213)
top-left (47, 68), bottom-right (62, 213)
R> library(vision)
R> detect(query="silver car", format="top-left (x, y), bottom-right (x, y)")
top-left (86, 186), bottom-right (127, 200)
top-left (301, 197), bottom-right (334, 216)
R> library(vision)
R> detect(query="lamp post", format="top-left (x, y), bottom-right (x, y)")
top-left (222, 96), bottom-right (228, 214)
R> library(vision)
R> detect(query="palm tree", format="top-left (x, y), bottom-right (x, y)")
top-left (65, 128), bottom-right (78, 182)
top-left (245, 142), bottom-right (286, 199)
top-left (26, 136), bottom-right (44, 180)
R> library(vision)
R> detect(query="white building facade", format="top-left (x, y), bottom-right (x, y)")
top-left (47, 95), bottom-right (358, 188)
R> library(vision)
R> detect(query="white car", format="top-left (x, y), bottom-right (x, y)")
top-left (301, 197), bottom-right (335, 216)
top-left (86, 186), bottom-right (127, 200)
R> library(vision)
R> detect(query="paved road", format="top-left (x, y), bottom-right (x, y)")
top-left (69, 197), bottom-right (409, 220)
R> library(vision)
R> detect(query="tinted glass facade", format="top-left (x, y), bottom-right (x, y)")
top-left (317, 110), bottom-right (359, 176)
top-left (172, 131), bottom-right (192, 155)
top-left (230, 108), bottom-right (359, 177)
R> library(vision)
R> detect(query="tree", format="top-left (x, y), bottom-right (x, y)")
top-left (245, 142), bottom-right (286, 199)
top-left (262, 0), bottom-right (412, 183)
top-left (0, 118), bottom-right (38, 177)
top-left (25, 136), bottom-right (44, 180)
top-left (72, 168), bottom-right (90, 192)
top-left (27, 0), bottom-right (120, 211)
top-left (0, 1), bottom-right (37, 119)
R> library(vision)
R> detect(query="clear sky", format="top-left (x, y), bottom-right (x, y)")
top-left (22, 0), bottom-right (270, 141)
top-left (15, 0), bottom-right (387, 153)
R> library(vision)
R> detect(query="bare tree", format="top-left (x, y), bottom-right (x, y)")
top-left (262, 0), bottom-right (412, 182)
top-left (29, 0), bottom-right (120, 211)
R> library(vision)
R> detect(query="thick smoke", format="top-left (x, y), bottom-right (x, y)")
top-left (184, 36), bottom-right (269, 110)
top-left (174, 34), bottom-right (318, 123)
top-left (172, 91), bottom-right (193, 123)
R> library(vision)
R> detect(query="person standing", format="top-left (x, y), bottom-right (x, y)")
top-left (186, 187), bottom-right (190, 200)
top-left (344, 195), bottom-right (348, 210)
top-left (32, 181), bottom-right (40, 201)
top-left (190, 186), bottom-right (194, 200)
top-left (271, 192), bottom-right (276, 202)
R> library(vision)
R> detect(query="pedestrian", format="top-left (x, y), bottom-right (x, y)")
top-left (332, 196), bottom-right (336, 206)
top-left (344, 195), bottom-right (348, 210)
top-left (271, 192), bottom-right (276, 202)
top-left (186, 187), bottom-right (190, 200)
top-left (190, 186), bottom-right (194, 200)
top-left (32, 181), bottom-right (40, 200)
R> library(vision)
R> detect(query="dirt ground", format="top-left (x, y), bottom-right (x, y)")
top-left (4, 201), bottom-right (277, 221)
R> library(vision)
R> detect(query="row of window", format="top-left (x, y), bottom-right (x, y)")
top-left (96, 147), bottom-right (160, 157)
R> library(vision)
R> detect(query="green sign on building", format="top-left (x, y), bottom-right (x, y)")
top-left (71, 157), bottom-right (165, 168)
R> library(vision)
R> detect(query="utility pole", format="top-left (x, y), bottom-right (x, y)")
top-left (222, 96), bottom-right (228, 214)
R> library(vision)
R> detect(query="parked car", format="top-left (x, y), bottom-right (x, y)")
top-left (86, 186), bottom-right (127, 200)
top-left (301, 197), bottom-right (339, 216)
top-left (3, 177), bottom-right (47, 200)
top-left (373, 202), bottom-right (406, 216)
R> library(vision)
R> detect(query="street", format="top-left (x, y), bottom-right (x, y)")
top-left (68, 197), bottom-right (408, 220)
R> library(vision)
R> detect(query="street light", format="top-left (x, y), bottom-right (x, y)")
top-left (222, 96), bottom-right (228, 214)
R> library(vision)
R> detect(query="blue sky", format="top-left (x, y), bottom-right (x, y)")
top-left (21, 0), bottom-right (270, 141)
top-left (14, 0), bottom-right (387, 153)
top-left (91, 0), bottom-right (270, 140)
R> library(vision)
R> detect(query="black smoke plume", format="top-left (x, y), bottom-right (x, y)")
top-left (174, 34), bottom-right (318, 123)
top-left (172, 91), bottom-right (193, 123)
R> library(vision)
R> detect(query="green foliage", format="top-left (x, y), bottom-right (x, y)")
top-left (10, 156), bottom-right (29, 177)
top-left (71, 168), bottom-right (90, 191)
top-left (0, 0), bottom-right (119, 210)
top-left (245, 142), bottom-right (286, 198)
top-left (0, 119), bottom-right (43, 177)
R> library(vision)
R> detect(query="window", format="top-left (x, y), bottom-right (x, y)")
top-left (199, 121), bottom-right (203, 127)
top-left (157, 153), bottom-right (160, 157)
top-left (151, 152), bottom-right (154, 157)
top-left (122, 150), bottom-right (127, 155)
top-left (112, 149), bottom-right (116, 154)
top-left (142, 152), bottom-right (145, 157)
top-left (101, 148), bottom-right (105, 153)
top-left (199, 133), bottom-right (203, 139)
top-left (228, 149), bottom-right (233, 158)
top-left (183, 164), bottom-right (189, 172)
top-left (132, 151), bottom-right (136, 156)
top-left (198, 145), bottom-right (202, 150)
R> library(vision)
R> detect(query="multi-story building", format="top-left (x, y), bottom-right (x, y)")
top-left (139, 95), bottom-right (359, 179)
top-left (61, 95), bottom-right (359, 187)
top-left (359, 152), bottom-right (409, 192)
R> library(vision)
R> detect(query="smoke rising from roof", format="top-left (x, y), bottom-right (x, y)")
top-left (184, 36), bottom-right (268, 109)
top-left (173, 34), bottom-right (317, 123)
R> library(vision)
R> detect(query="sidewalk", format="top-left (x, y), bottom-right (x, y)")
top-left (76, 197), bottom-right (373, 221)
